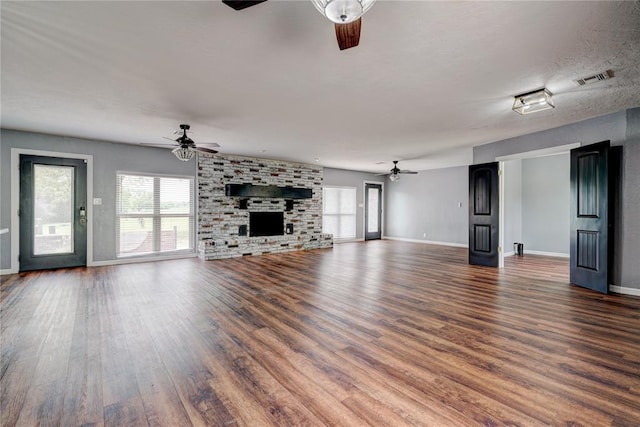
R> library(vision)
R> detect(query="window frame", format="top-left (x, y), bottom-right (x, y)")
top-left (116, 171), bottom-right (195, 258)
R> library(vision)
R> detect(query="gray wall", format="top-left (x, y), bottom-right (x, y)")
top-left (474, 111), bottom-right (627, 164)
top-left (474, 108), bottom-right (640, 289)
top-left (384, 166), bottom-right (468, 245)
top-left (322, 168), bottom-right (384, 240)
top-left (1, 129), bottom-right (196, 269)
top-left (504, 159), bottom-right (522, 253)
top-left (521, 154), bottom-right (570, 254)
top-left (621, 111), bottom-right (640, 288)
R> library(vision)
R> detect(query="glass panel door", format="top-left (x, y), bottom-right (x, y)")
top-left (365, 183), bottom-right (382, 240)
top-left (20, 155), bottom-right (87, 271)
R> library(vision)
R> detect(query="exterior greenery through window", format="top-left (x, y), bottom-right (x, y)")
top-left (322, 186), bottom-right (356, 240)
top-left (116, 173), bottom-right (194, 257)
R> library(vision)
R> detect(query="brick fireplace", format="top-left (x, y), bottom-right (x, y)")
top-left (197, 153), bottom-right (333, 260)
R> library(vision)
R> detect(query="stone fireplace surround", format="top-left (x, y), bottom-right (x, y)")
top-left (197, 153), bottom-right (333, 260)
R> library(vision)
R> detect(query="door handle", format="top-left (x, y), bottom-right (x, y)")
top-left (79, 206), bottom-right (86, 225)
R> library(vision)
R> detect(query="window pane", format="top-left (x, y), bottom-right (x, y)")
top-left (117, 175), bottom-right (154, 214)
top-left (161, 217), bottom-right (192, 251)
top-left (323, 187), bottom-right (356, 214)
top-left (323, 214), bottom-right (356, 239)
top-left (33, 164), bottom-right (74, 255)
top-left (323, 187), bottom-right (357, 239)
top-left (160, 177), bottom-right (192, 214)
top-left (367, 187), bottom-right (379, 233)
top-left (117, 173), bottom-right (194, 257)
top-left (119, 217), bottom-right (153, 255)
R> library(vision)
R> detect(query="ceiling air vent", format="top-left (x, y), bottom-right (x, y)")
top-left (573, 70), bottom-right (614, 86)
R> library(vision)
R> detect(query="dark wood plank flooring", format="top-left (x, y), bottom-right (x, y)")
top-left (2, 240), bottom-right (639, 426)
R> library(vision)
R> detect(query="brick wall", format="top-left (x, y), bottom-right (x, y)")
top-left (197, 153), bottom-right (333, 260)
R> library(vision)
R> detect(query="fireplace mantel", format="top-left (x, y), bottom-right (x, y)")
top-left (225, 183), bottom-right (312, 199)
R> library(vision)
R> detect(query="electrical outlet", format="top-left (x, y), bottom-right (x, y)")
top-left (423, 232), bottom-right (427, 238)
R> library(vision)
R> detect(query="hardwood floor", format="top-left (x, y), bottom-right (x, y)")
top-left (2, 240), bottom-right (639, 426)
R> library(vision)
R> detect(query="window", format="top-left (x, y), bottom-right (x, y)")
top-left (116, 173), bottom-right (194, 257)
top-left (323, 186), bottom-right (356, 240)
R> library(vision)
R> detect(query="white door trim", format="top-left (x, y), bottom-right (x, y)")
top-left (8, 148), bottom-right (94, 274)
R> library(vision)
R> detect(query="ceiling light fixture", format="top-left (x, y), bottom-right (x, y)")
top-left (173, 146), bottom-right (195, 162)
top-left (311, 0), bottom-right (376, 23)
top-left (389, 173), bottom-right (400, 182)
top-left (512, 88), bottom-right (554, 115)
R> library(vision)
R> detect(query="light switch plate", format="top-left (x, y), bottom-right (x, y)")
top-left (93, 198), bottom-right (102, 205)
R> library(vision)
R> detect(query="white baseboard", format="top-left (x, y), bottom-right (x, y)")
top-left (523, 250), bottom-right (569, 258)
top-left (504, 251), bottom-right (515, 257)
top-left (334, 238), bottom-right (364, 243)
top-left (90, 252), bottom-right (197, 267)
top-left (1, 268), bottom-right (19, 275)
top-left (609, 285), bottom-right (640, 296)
top-left (384, 236), bottom-right (468, 248)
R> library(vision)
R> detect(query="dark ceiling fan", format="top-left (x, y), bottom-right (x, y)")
top-left (143, 124), bottom-right (219, 161)
top-left (376, 160), bottom-right (418, 181)
top-left (222, 0), bottom-right (369, 50)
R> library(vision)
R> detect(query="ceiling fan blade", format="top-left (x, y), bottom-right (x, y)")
top-left (162, 136), bottom-right (178, 141)
top-left (141, 144), bottom-right (173, 149)
top-left (141, 141), bottom-right (176, 145)
top-left (222, 0), bottom-right (267, 10)
top-left (399, 171), bottom-right (418, 174)
top-left (196, 142), bottom-right (220, 148)
top-left (194, 147), bottom-right (219, 154)
top-left (335, 18), bottom-right (361, 51)
top-left (374, 173), bottom-right (389, 176)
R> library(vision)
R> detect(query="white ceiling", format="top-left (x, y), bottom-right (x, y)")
top-left (2, 1), bottom-right (639, 173)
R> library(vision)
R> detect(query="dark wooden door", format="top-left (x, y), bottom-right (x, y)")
top-left (469, 162), bottom-right (499, 266)
top-left (570, 141), bottom-right (609, 293)
top-left (365, 183), bottom-right (382, 240)
top-left (19, 155), bottom-right (87, 271)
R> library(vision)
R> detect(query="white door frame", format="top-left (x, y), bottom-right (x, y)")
top-left (7, 148), bottom-right (94, 274)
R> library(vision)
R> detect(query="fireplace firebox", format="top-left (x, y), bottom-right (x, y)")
top-left (249, 212), bottom-right (284, 237)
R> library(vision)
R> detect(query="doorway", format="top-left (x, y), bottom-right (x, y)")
top-left (364, 182), bottom-right (382, 240)
top-left (19, 155), bottom-right (88, 271)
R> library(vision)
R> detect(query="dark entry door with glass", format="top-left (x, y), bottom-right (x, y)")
top-left (19, 155), bottom-right (87, 271)
top-left (365, 183), bottom-right (382, 240)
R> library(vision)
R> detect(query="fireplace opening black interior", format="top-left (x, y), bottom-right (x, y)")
top-left (250, 212), bottom-right (284, 237)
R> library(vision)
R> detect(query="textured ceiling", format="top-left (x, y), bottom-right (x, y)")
top-left (2, 1), bottom-right (639, 173)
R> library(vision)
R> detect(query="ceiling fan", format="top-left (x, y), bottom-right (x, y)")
top-left (143, 124), bottom-right (219, 161)
top-left (377, 160), bottom-right (418, 182)
top-left (222, 0), bottom-right (375, 50)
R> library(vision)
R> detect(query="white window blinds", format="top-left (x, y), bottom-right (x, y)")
top-left (322, 186), bottom-right (356, 239)
top-left (116, 173), bottom-right (194, 257)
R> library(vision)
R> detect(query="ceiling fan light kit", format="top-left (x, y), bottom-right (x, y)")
top-left (311, 0), bottom-right (376, 24)
top-left (173, 146), bottom-right (196, 162)
top-left (512, 88), bottom-right (554, 115)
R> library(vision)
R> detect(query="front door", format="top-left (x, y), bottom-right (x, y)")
top-left (364, 183), bottom-right (382, 240)
top-left (570, 141), bottom-right (609, 293)
top-left (19, 155), bottom-right (87, 271)
top-left (469, 162), bottom-right (499, 267)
